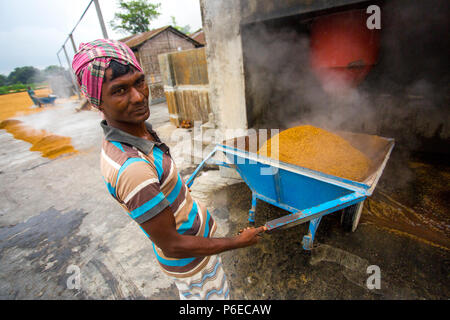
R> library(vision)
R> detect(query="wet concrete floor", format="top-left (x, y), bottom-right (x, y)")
top-left (0, 100), bottom-right (448, 299)
top-left (216, 181), bottom-right (449, 299)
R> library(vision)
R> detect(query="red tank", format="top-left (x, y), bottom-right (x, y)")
top-left (310, 9), bottom-right (380, 93)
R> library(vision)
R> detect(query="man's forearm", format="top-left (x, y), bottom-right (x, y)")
top-left (140, 205), bottom-right (265, 259)
top-left (161, 234), bottom-right (242, 258)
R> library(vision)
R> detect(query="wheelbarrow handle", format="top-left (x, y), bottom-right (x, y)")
top-left (186, 146), bottom-right (218, 188)
top-left (264, 191), bottom-right (366, 233)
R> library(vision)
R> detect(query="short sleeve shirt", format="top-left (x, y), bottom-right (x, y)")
top-left (100, 120), bottom-right (216, 278)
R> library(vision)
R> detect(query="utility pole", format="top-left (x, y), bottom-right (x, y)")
top-left (55, 0), bottom-right (109, 98)
top-left (69, 34), bottom-right (78, 54)
top-left (93, 0), bottom-right (109, 39)
top-left (62, 44), bottom-right (81, 99)
top-left (56, 51), bottom-right (63, 69)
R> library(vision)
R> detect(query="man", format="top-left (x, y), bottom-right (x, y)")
top-left (72, 39), bottom-right (265, 300)
top-left (27, 86), bottom-right (41, 108)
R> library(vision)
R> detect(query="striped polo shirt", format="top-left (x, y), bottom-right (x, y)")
top-left (100, 120), bottom-right (217, 278)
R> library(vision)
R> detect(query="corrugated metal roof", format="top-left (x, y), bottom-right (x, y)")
top-left (190, 29), bottom-right (205, 45)
top-left (118, 34), bottom-right (135, 43)
top-left (119, 26), bottom-right (202, 49)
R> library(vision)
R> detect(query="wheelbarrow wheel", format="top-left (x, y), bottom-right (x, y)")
top-left (341, 201), bottom-right (364, 232)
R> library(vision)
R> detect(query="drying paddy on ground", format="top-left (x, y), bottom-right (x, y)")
top-left (0, 88), bottom-right (78, 159)
top-left (0, 88), bottom-right (52, 121)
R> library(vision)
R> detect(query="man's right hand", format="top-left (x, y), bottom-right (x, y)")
top-left (234, 226), bottom-right (267, 247)
top-left (141, 205), bottom-right (268, 258)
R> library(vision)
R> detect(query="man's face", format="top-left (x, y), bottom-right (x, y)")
top-left (99, 67), bottom-right (150, 124)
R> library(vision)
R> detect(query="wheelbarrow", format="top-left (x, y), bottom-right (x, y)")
top-left (27, 90), bottom-right (57, 107)
top-left (186, 129), bottom-right (394, 250)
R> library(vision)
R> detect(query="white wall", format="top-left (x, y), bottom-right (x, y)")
top-left (200, 0), bottom-right (248, 135)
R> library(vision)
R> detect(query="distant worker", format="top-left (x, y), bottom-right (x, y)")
top-left (27, 86), bottom-right (41, 108)
top-left (26, 86), bottom-right (35, 96)
top-left (27, 86), bottom-right (57, 107)
top-left (72, 39), bottom-right (266, 300)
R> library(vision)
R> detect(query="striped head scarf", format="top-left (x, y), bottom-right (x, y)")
top-left (72, 39), bottom-right (143, 108)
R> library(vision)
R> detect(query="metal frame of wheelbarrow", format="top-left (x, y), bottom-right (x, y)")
top-left (186, 136), bottom-right (394, 250)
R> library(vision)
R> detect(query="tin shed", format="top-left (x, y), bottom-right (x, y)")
top-left (121, 26), bottom-right (203, 103)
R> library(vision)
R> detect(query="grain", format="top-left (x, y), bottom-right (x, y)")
top-left (0, 88), bottom-right (78, 159)
top-left (0, 119), bottom-right (77, 159)
top-left (258, 125), bottom-right (372, 181)
top-left (0, 88), bottom-right (51, 121)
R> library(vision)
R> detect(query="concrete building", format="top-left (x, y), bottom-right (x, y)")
top-left (121, 26), bottom-right (203, 103)
top-left (200, 0), bottom-right (450, 155)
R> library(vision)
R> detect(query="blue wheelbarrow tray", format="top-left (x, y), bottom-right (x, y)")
top-left (28, 91), bottom-right (57, 106)
top-left (38, 95), bottom-right (57, 104)
top-left (187, 129), bottom-right (395, 250)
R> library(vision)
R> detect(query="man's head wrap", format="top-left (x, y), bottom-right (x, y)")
top-left (72, 39), bottom-right (143, 108)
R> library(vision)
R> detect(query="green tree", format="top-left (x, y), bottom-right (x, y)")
top-left (43, 65), bottom-right (71, 81)
top-left (110, 0), bottom-right (161, 35)
top-left (0, 74), bottom-right (7, 86)
top-left (44, 65), bottom-right (66, 76)
top-left (170, 16), bottom-right (191, 35)
top-left (7, 66), bottom-right (41, 85)
top-left (42, 65), bottom-right (71, 84)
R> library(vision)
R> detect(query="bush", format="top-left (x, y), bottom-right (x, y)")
top-left (0, 82), bottom-right (47, 95)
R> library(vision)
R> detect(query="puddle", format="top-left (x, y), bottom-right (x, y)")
top-left (0, 207), bottom-right (89, 271)
top-left (363, 155), bottom-right (450, 250)
top-left (210, 179), bottom-right (449, 299)
top-left (0, 207), bottom-right (89, 298)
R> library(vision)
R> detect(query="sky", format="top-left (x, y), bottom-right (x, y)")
top-left (0, 0), bottom-right (203, 75)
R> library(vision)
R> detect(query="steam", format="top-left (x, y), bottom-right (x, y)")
top-left (242, 23), bottom-right (379, 134)
top-left (46, 74), bottom-right (76, 98)
top-left (241, 0), bottom-right (450, 156)
top-left (239, 0), bottom-right (449, 195)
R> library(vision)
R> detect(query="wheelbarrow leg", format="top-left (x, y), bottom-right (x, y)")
top-left (302, 216), bottom-right (323, 250)
top-left (248, 193), bottom-right (257, 225)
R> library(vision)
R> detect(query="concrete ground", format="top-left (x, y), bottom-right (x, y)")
top-left (0, 100), bottom-right (448, 299)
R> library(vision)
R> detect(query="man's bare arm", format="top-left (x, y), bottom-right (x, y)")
top-left (140, 206), bottom-right (265, 258)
